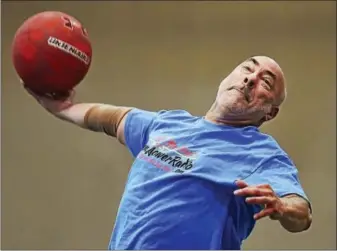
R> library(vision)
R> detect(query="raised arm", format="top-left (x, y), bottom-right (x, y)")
top-left (24, 86), bottom-right (132, 145)
top-left (60, 103), bottom-right (132, 144)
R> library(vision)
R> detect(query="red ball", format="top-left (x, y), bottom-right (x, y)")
top-left (12, 11), bottom-right (92, 95)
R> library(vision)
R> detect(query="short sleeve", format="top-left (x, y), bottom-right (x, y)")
top-left (244, 154), bottom-right (311, 210)
top-left (124, 108), bottom-right (157, 157)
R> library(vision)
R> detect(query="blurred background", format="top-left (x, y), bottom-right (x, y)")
top-left (1, 1), bottom-right (336, 250)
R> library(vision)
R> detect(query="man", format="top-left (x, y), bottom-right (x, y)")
top-left (24, 56), bottom-right (312, 250)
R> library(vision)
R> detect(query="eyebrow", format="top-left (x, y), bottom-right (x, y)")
top-left (246, 57), bottom-right (277, 81)
top-left (247, 57), bottom-right (259, 66)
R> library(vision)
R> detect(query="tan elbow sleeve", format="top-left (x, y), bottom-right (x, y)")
top-left (83, 105), bottom-right (132, 137)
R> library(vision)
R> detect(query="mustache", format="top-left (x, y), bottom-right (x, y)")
top-left (228, 86), bottom-right (251, 102)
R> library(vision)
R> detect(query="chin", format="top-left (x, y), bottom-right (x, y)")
top-left (224, 103), bottom-right (250, 116)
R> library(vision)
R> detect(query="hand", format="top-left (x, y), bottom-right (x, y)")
top-left (234, 180), bottom-right (285, 221)
top-left (21, 79), bottom-right (75, 116)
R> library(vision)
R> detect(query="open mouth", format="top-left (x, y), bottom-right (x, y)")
top-left (243, 89), bottom-right (251, 103)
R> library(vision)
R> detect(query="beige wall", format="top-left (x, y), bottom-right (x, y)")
top-left (2, 1), bottom-right (336, 249)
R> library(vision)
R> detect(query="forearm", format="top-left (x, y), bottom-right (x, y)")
top-left (57, 103), bottom-right (132, 137)
top-left (278, 195), bottom-right (312, 233)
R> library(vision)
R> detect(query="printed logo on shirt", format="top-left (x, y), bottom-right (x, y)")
top-left (138, 135), bottom-right (197, 173)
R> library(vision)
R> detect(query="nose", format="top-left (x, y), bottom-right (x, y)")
top-left (244, 77), bottom-right (256, 89)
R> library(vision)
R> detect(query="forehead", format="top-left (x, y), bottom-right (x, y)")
top-left (242, 57), bottom-right (283, 79)
top-left (242, 56), bottom-right (285, 92)
top-left (243, 56), bottom-right (280, 70)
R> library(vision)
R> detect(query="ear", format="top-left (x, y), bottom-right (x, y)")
top-left (258, 106), bottom-right (279, 126)
top-left (265, 106), bottom-right (279, 121)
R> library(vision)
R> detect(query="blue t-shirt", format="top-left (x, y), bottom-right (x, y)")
top-left (108, 109), bottom-right (309, 250)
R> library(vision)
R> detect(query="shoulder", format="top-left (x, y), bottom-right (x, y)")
top-left (156, 109), bottom-right (199, 122)
top-left (126, 108), bottom-right (196, 122)
top-left (145, 109), bottom-right (200, 132)
top-left (254, 130), bottom-right (286, 152)
top-left (249, 130), bottom-right (294, 163)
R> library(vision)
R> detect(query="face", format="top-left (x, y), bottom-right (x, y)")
top-left (216, 56), bottom-right (285, 125)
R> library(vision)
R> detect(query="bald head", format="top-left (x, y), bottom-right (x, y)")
top-left (247, 56), bottom-right (287, 106)
top-left (211, 55), bottom-right (288, 126)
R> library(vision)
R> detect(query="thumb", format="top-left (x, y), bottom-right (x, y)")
top-left (23, 84), bottom-right (44, 104)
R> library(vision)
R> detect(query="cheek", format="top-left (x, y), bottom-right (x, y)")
top-left (230, 72), bottom-right (243, 82)
top-left (220, 71), bottom-right (242, 87)
top-left (254, 87), bottom-right (273, 102)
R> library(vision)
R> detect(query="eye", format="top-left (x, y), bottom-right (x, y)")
top-left (263, 79), bottom-right (272, 90)
top-left (242, 65), bottom-right (252, 72)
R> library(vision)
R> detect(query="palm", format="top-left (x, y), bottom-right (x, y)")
top-left (23, 82), bottom-right (75, 114)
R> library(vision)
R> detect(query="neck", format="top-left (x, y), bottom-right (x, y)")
top-left (205, 102), bottom-right (259, 127)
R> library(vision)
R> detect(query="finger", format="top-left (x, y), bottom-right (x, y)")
top-left (23, 85), bottom-right (43, 102)
top-left (234, 187), bottom-right (272, 197)
top-left (45, 92), bottom-right (66, 100)
top-left (235, 180), bottom-right (249, 188)
top-left (256, 183), bottom-right (272, 189)
top-left (245, 196), bottom-right (274, 205)
top-left (254, 207), bottom-right (275, 220)
top-left (69, 89), bottom-right (76, 101)
top-left (25, 88), bottom-right (39, 98)
top-left (63, 89), bottom-right (75, 101)
top-left (233, 183), bottom-right (272, 195)
top-left (24, 86), bottom-right (35, 96)
top-left (22, 83), bottom-right (39, 96)
top-left (47, 89), bottom-right (74, 101)
top-left (68, 89), bottom-right (75, 98)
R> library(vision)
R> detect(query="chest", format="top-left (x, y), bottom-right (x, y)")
top-left (136, 130), bottom-right (264, 183)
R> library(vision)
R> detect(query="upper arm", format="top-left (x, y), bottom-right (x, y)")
top-left (116, 112), bottom-right (128, 145)
top-left (120, 108), bottom-right (158, 157)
